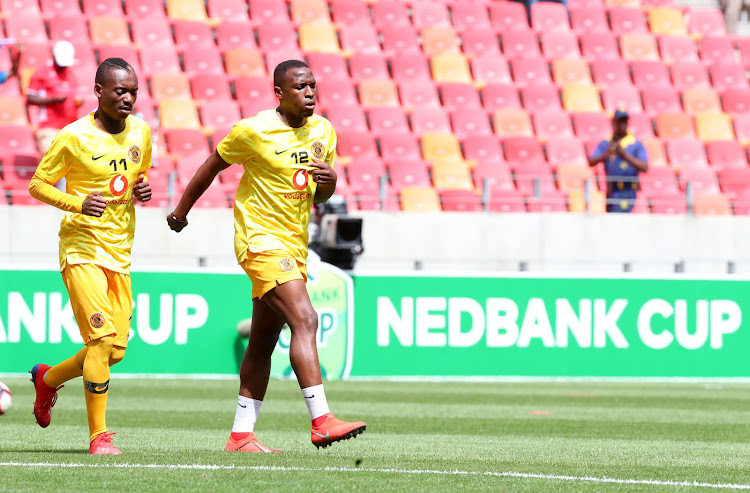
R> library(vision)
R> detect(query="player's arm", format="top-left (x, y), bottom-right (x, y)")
top-left (616, 142), bottom-right (648, 173)
top-left (311, 158), bottom-right (337, 204)
top-left (167, 150), bottom-right (231, 232)
top-left (587, 141), bottom-right (614, 167)
top-left (133, 126), bottom-right (153, 202)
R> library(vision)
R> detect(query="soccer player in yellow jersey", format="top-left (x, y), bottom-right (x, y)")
top-left (27, 58), bottom-right (152, 455)
top-left (167, 60), bottom-right (366, 452)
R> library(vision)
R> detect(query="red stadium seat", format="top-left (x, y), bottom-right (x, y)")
top-left (174, 20), bottom-right (216, 50)
top-left (732, 189), bottom-right (750, 215)
top-left (307, 53), bottom-right (349, 83)
top-left (40, 0), bottom-right (81, 16)
top-left (83, 0), bottom-right (124, 16)
top-left (511, 58), bottom-right (553, 87)
top-left (570, 6), bottom-right (609, 34)
top-left (620, 33), bottom-right (660, 62)
top-left (409, 107), bottom-right (452, 136)
top-left (257, 24), bottom-right (298, 53)
top-left (721, 89), bottom-right (750, 114)
top-left (439, 190), bottom-right (483, 212)
top-left (216, 21), bottom-right (257, 51)
top-left (399, 80), bottom-right (441, 109)
top-left (502, 31), bottom-right (541, 60)
top-left (340, 24), bottom-right (382, 55)
top-left (520, 85), bottom-right (562, 112)
top-left (289, 0), bottom-right (330, 24)
top-left (200, 100), bottom-right (241, 130)
top-left (546, 136), bottom-right (587, 166)
top-left (48, 16), bottom-right (89, 45)
top-left (670, 62), bottom-right (709, 91)
top-left (710, 63), bottom-right (748, 93)
top-left (642, 138), bottom-right (668, 167)
top-left (207, 0), bottom-right (250, 22)
top-left (330, 0), bottom-right (369, 25)
top-left (388, 159), bottom-right (431, 192)
top-left (248, 0), bottom-right (290, 25)
top-left (5, 13), bottom-right (48, 43)
top-left (603, 85), bottom-right (644, 114)
top-left (642, 87), bottom-right (682, 115)
top-left (473, 161), bottom-right (516, 193)
top-left (367, 107), bottom-right (410, 137)
top-left (736, 38), bottom-right (750, 69)
top-left (628, 113), bottom-right (655, 138)
top-left (337, 131), bottom-right (378, 160)
top-left (513, 163), bottom-right (560, 198)
top-left (687, 7), bottom-right (727, 37)
top-left (534, 111), bottom-right (574, 140)
top-left (182, 46), bottom-right (224, 77)
top-left (482, 83), bottom-right (522, 112)
top-left (140, 45), bottom-right (181, 78)
top-left (489, 2), bottom-right (530, 33)
top-left (349, 54), bottom-right (389, 84)
top-left (391, 54), bottom-right (432, 82)
top-left (451, 111), bottom-right (493, 139)
top-left (572, 112), bottom-right (611, 140)
top-left (631, 61), bottom-right (671, 89)
top-left (164, 128), bottom-right (210, 158)
top-left (380, 25), bottom-right (421, 56)
top-left (452, 3), bottom-right (493, 32)
top-left (640, 167), bottom-right (679, 196)
top-left (233, 76), bottom-right (274, 103)
top-left (667, 139), bottom-right (709, 169)
top-left (316, 78), bottom-right (358, 107)
top-left (371, 0), bottom-right (410, 29)
top-left (609, 7), bottom-right (649, 35)
top-left (679, 167), bottom-right (719, 194)
top-left (531, 2), bottom-right (571, 32)
top-left (379, 134), bottom-right (422, 161)
top-left (441, 83), bottom-right (482, 111)
top-left (462, 135), bottom-right (505, 165)
top-left (125, 0), bottom-right (165, 18)
top-left (488, 189), bottom-right (527, 212)
top-left (682, 87), bottom-right (721, 114)
top-left (461, 29), bottom-right (502, 57)
top-left (503, 136), bottom-right (544, 164)
top-left (698, 37), bottom-right (735, 67)
top-left (649, 192), bottom-right (687, 214)
top-left (656, 113), bottom-right (696, 139)
top-left (591, 59), bottom-right (631, 86)
top-left (326, 105), bottom-right (368, 133)
top-left (411, 2), bottom-right (451, 30)
top-left (4, 154), bottom-right (42, 192)
top-left (132, 17), bottom-right (173, 49)
top-left (472, 56), bottom-right (513, 85)
top-left (580, 32), bottom-right (620, 61)
top-left (659, 36), bottom-right (699, 64)
top-left (0, 126), bottom-right (38, 158)
top-left (719, 168), bottom-right (750, 198)
top-left (707, 141), bottom-right (748, 170)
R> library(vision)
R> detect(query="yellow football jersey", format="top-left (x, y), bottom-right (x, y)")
top-left (34, 112), bottom-right (152, 273)
top-left (217, 109), bottom-right (337, 265)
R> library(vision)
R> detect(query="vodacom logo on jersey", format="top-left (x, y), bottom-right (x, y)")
top-left (109, 174), bottom-right (129, 197)
top-left (292, 169), bottom-right (309, 191)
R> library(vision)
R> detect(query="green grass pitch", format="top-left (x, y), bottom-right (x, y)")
top-left (1, 377), bottom-right (749, 492)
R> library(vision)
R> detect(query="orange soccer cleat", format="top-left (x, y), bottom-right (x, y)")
top-left (29, 364), bottom-right (63, 428)
top-left (89, 432), bottom-right (122, 455)
top-left (225, 432), bottom-right (281, 453)
top-left (311, 413), bottom-right (366, 449)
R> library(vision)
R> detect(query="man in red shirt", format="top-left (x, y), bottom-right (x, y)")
top-left (27, 41), bottom-right (81, 154)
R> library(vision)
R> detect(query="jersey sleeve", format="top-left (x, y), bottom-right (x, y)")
top-left (217, 121), bottom-right (255, 166)
top-left (139, 124), bottom-right (153, 176)
top-left (633, 141), bottom-right (648, 164)
top-left (35, 129), bottom-right (75, 183)
top-left (591, 140), bottom-right (608, 159)
top-left (325, 122), bottom-right (337, 168)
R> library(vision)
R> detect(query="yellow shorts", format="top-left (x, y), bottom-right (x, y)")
top-left (240, 250), bottom-right (307, 299)
top-left (61, 263), bottom-right (133, 347)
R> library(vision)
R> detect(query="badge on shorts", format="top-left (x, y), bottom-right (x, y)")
top-left (279, 257), bottom-right (294, 272)
top-left (90, 312), bottom-right (106, 329)
top-left (311, 141), bottom-right (325, 161)
top-left (128, 145), bottom-right (142, 164)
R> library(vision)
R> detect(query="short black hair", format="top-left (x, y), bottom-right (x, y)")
top-left (95, 57), bottom-right (135, 85)
top-left (273, 60), bottom-right (310, 87)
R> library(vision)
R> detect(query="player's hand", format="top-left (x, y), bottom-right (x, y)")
top-left (51, 96), bottom-right (67, 104)
top-left (82, 191), bottom-right (106, 217)
top-left (310, 158), bottom-right (337, 185)
top-left (133, 175), bottom-right (152, 202)
top-left (166, 211), bottom-right (188, 232)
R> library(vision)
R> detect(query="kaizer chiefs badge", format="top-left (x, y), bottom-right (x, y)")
top-left (128, 145), bottom-right (142, 164)
top-left (311, 141), bottom-right (325, 161)
top-left (279, 257), bottom-right (294, 272)
top-left (90, 312), bottom-right (106, 329)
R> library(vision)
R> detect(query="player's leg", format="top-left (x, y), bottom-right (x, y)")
top-left (226, 297), bottom-right (285, 452)
top-left (262, 279), bottom-right (366, 448)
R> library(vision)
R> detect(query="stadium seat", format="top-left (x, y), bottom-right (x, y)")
top-left (707, 141), bottom-right (748, 170)
top-left (391, 54), bottom-right (432, 82)
top-left (513, 160), bottom-right (559, 196)
top-left (570, 6), bottom-right (609, 34)
top-left (380, 25), bottom-right (421, 56)
top-left (557, 164), bottom-right (596, 193)
top-left (432, 159), bottom-right (475, 191)
top-left (40, 0), bottom-right (82, 16)
top-left (90, 16), bottom-right (131, 46)
top-left (224, 48), bottom-right (266, 77)
top-left (694, 193), bottom-right (731, 215)
top-left (399, 80), bottom-right (441, 109)
top-left (97, 45), bottom-right (141, 73)
top-left (502, 31), bottom-right (542, 60)
top-left (4, 13), bottom-right (48, 44)
top-left (151, 72), bottom-right (192, 100)
top-left (682, 87), bottom-right (720, 114)
top-left (552, 59), bottom-right (591, 85)
top-left (357, 187), bottom-right (400, 212)
top-left (3, 154), bottom-right (42, 193)
top-left (132, 17), bottom-right (174, 49)
top-left (527, 190), bottom-right (569, 211)
top-left (659, 36), bottom-right (699, 65)
top-left (183, 46), bottom-right (224, 77)
top-left (472, 56), bottom-right (513, 85)
top-left (602, 85), bottom-right (644, 114)
top-left (562, 85), bottom-right (603, 112)
top-left (367, 107), bottom-right (410, 137)
top-left (174, 20), bottom-right (215, 49)
top-left (631, 61), bottom-right (671, 89)
top-left (166, 0), bottom-right (213, 23)
top-left (83, 0), bottom-right (124, 16)
top-left (503, 136), bottom-right (544, 164)
top-left (422, 133), bottom-right (463, 162)
top-left (337, 131), bottom-right (378, 160)
top-left (695, 113), bottom-right (734, 142)
top-left (248, 0), bottom-right (290, 25)
top-left (431, 54), bottom-right (473, 84)
top-left (389, 160), bottom-right (432, 191)
top-left (493, 109), bottom-right (534, 137)
top-left (721, 88), bottom-right (750, 114)
top-left (572, 112), bottom-right (611, 140)
top-left (0, 126), bottom-right (38, 159)
top-left (656, 112), bottom-right (694, 139)
top-left (640, 166), bottom-right (679, 196)
top-left (463, 135), bottom-right (505, 165)
top-left (125, 0), bottom-right (165, 18)
top-left (641, 138), bottom-right (668, 167)
top-left (330, 0), bottom-right (369, 25)
top-left (307, 53), bottom-right (348, 83)
top-left (440, 190), bottom-right (483, 212)
top-left (0, 98), bottom-right (29, 126)
top-left (158, 100), bottom-right (202, 130)
top-left (400, 187), bottom-right (441, 212)
top-left (410, 107), bottom-right (452, 135)
top-left (216, 21), bottom-right (257, 51)
top-left (411, 1), bottom-right (452, 29)
top-left (591, 60), bottom-right (631, 87)
top-left (679, 168), bottom-right (720, 194)
top-left (666, 139), bottom-right (708, 169)
top-left (257, 24), bottom-right (298, 54)
top-left (360, 79), bottom-right (400, 108)
top-left (608, 7), bottom-right (649, 35)
top-left (340, 25), bottom-right (382, 55)
top-left (326, 105), bottom-right (368, 133)
top-left (735, 38), bottom-right (750, 68)
top-left (316, 78), bottom-right (358, 107)
top-left (511, 58), bottom-right (553, 87)
top-left (620, 33), bottom-right (659, 62)
top-left (568, 189), bottom-right (606, 213)
top-left (473, 161), bottom-right (515, 193)
top-left (200, 100), bottom-right (241, 129)
top-left (371, 0), bottom-right (410, 30)
top-left (207, 0), bottom-right (250, 22)
top-left (580, 32), bottom-right (620, 61)
top-left (461, 29), bottom-right (502, 57)
top-left (718, 168), bottom-right (750, 198)
top-left (710, 63), bottom-right (748, 93)
top-left (299, 23), bottom-right (341, 54)
top-left (546, 136), bottom-right (587, 167)
top-left (648, 7), bottom-right (687, 36)
top-left (379, 134), bottom-right (422, 161)
top-left (451, 111), bottom-right (493, 139)
top-left (732, 190), bottom-right (750, 215)
top-left (671, 62), bottom-right (710, 91)
top-left (451, 3), bottom-right (493, 33)
top-left (628, 113), bottom-right (656, 138)
top-left (641, 86), bottom-right (681, 114)
top-left (698, 37), bottom-right (736, 67)
top-left (687, 7), bottom-right (727, 38)
top-left (534, 112), bottom-right (574, 140)
top-left (531, 2), bottom-right (571, 32)
top-left (488, 2), bottom-right (530, 33)
top-left (441, 83), bottom-right (482, 112)
top-left (487, 188), bottom-right (527, 212)
top-left (735, 113), bottom-right (750, 145)
top-left (164, 129), bottom-right (210, 157)
top-left (48, 16), bottom-right (88, 45)
top-left (346, 157), bottom-right (386, 195)
top-left (139, 45), bottom-right (181, 78)
top-left (234, 76), bottom-right (275, 104)
top-left (650, 192), bottom-right (687, 214)
top-left (421, 27), bottom-right (460, 56)
top-left (520, 85), bottom-right (562, 112)
top-left (482, 83), bottom-right (522, 112)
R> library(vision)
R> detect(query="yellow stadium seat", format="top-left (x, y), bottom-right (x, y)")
top-left (648, 8), bottom-right (687, 36)
top-left (431, 54), bottom-right (473, 84)
top-left (159, 100), bottom-right (202, 130)
top-left (151, 72), bottom-right (192, 101)
top-left (290, 0), bottom-right (331, 24)
top-left (492, 109), bottom-right (533, 137)
top-left (695, 112), bottom-right (735, 142)
top-left (620, 33), bottom-right (659, 61)
top-left (359, 79), bottom-right (399, 107)
top-left (694, 193), bottom-right (731, 215)
top-left (656, 112), bottom-right (695, 139)
top-left (401, 186), bottom-right (442, 212)
top-left (224, 48), bottom-right (267, 77)
top-left (682, 87), bottom-right (721, 114)
top-left (568, 189), bottom-right (606, 213)
top-left (557, 164), bottom-right (596, 193)
top-left (89, 16), bottom-right (131, 46)
top-left (299, 23), bottom-right (341, 54)
top-left (642, 138), bottom-right (668, 167)
top-left (562, 84), bottom-right (603, 112)
top-left (0, 96), bottom-right (29, 125)
top-left (431, 158), bottom-right (475, 191)
top-left (422, 133), bottom-right (463, 161)
top-left (421, 27), bottom-right (460, 56)
top-left (166, 0), bottom-right (216, 24)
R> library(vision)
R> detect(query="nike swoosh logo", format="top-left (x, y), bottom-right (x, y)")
top-left (238, 403), bottom-right (247, 408)
top-left (275, 149), bottom-right (291, 155)
top-left (94, 385), bottom-right (108, 392)
top-left (92, 152), bottom-right (112, 160)
top-left (304, 395), bottom-right (315, 399)
top-left (312, 431), bottom-right (330, 439)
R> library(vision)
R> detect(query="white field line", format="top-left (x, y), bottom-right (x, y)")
top-left (1, 462), bottom-right (748, 490)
